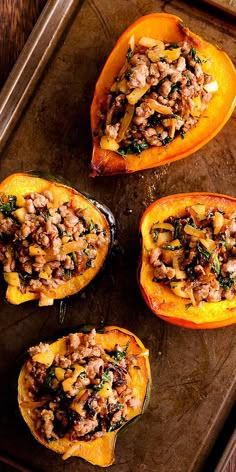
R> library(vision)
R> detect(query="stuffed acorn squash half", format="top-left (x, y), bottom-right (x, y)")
top-left (91, 13), bottom-right (236, 176)
top-left (18, 326), bottom-right (151, 467)
top-left (0, 173), bottom-right (115, 306)
top-left (139, 193), bottom-right (236, 329)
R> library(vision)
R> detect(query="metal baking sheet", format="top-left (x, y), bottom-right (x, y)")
top-left (0, 1), bottom-right (235, 471)
top-left (201, 0), bottom-right (236, 17)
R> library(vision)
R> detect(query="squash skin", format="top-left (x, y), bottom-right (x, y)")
top-left (18, 326), bottom-right (151, 467)
top-left (90, 13), bottom-right (236, 176)
top-left (139, 193), bottom-right (236, 329)
top-left (0, 172), bottom-right (115, 305)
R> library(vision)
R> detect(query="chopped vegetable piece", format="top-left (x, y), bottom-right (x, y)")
top-left (126, 84), bottom-right (150, 105)
top-left (146, 98), bottom-right (173, 115)
top-left (203, 81), bottom-right (218, 93)
top-left (184, 224), bottom-right (206, 239)
top-left (100, 136), bottom-right (120, 151)
top-left (117, 104), bottom-right (135, 141)
top-left (138, 37), bottom-right (164, 49)
top-left (4, 272), bottom-right (21, 287)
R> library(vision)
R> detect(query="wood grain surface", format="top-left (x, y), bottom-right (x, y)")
top-left (226, 461), bottom-right (236, 472)
top-left (0, 0), bottom-right (47, 88)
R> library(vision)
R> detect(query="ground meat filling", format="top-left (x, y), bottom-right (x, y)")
top-left (149, 204), bottom-right (236, 306)
top-left (25, 329), bottom-right (139, 442)
top-left (0, 191), bottom-right (107, 302)
top-left (97, 36), bottom-right (217, 157)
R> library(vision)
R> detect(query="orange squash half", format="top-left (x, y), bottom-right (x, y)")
top-left (139, 193), bottom-right (236, 329)
top-left (91, 13), bottom-right (236, 176)
top-left (18, 326), bottom-right (151, 467)
top-left (0, 173), bottom-right (115, 306)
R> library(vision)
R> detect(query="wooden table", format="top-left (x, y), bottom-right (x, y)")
top-left (0, 0), bottom-right (47, 89)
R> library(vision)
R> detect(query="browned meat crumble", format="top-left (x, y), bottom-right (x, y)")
top-left (25, 329), bottom-right (139, 442)
top-left (149, 204), bottom-right (236, 305)
top-left (97, 37), bottom-right (217, 157)
top-left (0, 191), bottom-right (107, 303)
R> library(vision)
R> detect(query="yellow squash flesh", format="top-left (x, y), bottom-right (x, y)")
top-left (0, 173), bottom-right (112, 305)
top-left (91, 13), bottom-right (236, 176)
top-left (18, 326), bottom-right (151, 467)
top-left (139, 193), bottom-right (236, 329)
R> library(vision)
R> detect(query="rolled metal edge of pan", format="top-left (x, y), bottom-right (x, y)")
top-left (200, 0), bottom-right (236, 17)
top-left (0, 0), bottom-right (85, 153)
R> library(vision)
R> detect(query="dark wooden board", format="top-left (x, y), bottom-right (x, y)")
top-left (0, 0), bottom-right (47, 89)
top-left (0, 1), bottom-right (235, 471)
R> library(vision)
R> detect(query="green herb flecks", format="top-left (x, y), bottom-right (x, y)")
top-left (162, 136), bottom-right (173, 146)
top-left (89, 220), bottom-right (95, 232)
top-left (212, 254), bottom-right (220, 275)
top-left (170, 81), bottom-right (181, 94)
top-left (47, 437), bottom-right (57, 443)
top-left (162, 244), bottom-right (181, 251)
top-left (71, 251), bottom-right (78, 267)
top-left (126, 47), bottom-right (133, 62)
top-left (78, 371), bottom-right (87, 379)
top-left (152, 228), bottom-right (160, 242)
top-left (43, 366), bottom-right (55, 391)
top-left (108, 416), bottom-right (126, 432)
top-left (94, 223), bottom-right (100, 234)
top-left (64, 268), bottom-right (73, 279)
top-left (148, 112), bottom-right (162, 127)
top-left (196, 241), bottom-right (211, 261)
top-left (174, 219), bottom-right (180, 240)
top-left (117, 141), bottom-right (149, 158)
top-left (220, 240), bottom-right (226, 247)
top-left (0, 195), bottom-right (17, 216)
top-left (125, 69), bottom-right (132, 80)
top-left (115, 402), bottom-right (123, 410)
top-left (39, 209), bottom-right (50, 221)
top-left (56, 225), bottom-right (64, 237)
top-left (168, 42), bottom-right (179, 49)
top-left (86, 259), bottom-right (92, 269)
top-left (110, 341), bottom-right (130, 362)
top-left (185, 303), bottom-right (192, 310)
top-left (56, 385), bottom-right (68, 402)
top-left (81, 424), bottom-right (101, 438)
top-left (93, 368), bottom-right (111, 392)
top-left (187, 218), bottom-right (199, 229)
top-left (217, 275), bottom-right (234, 290)
top-left (189, 46), bottom-right (201, 64)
